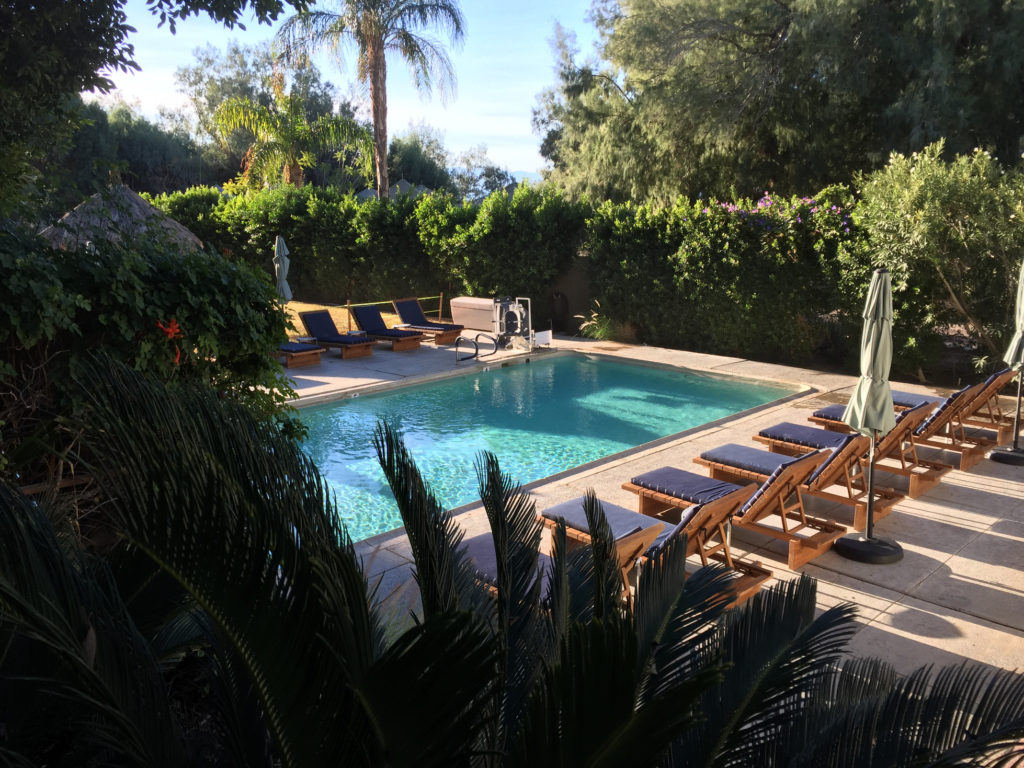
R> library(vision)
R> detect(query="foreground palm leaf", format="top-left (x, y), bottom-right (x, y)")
top-left (0, 486), bottom-right (184, 767)
top-left (74, 361), bottom-right (496, 766)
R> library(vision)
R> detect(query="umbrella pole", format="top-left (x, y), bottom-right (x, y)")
top-left (990, 369), bottom-right (1024, 465)
top-left (834, 428), bottom-right (904, 564)
top-left (865, 433), bottom-right (876, 541)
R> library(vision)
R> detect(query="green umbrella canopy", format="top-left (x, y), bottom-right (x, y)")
top-left (843, 268), bottom-right (897, 436)
top-left (1004, 256), bottom-right (1024, 370)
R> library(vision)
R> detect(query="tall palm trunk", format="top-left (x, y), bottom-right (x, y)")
top-left (369, 42), bottom-right (389, 198)
top-left (282, 163), bottom-right (304, 187)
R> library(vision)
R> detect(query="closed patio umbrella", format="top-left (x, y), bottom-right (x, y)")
top-left (273, 236), bottom-right (293, 302)
top-left (834, 267), bottom-right (903, 563)
top-left (991, 256), bottom-right (1024, 465)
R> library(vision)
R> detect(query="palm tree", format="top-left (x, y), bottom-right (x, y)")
top-left (275, 0), bottom-right (465, 199)
top-left (214, 88), bottom-right (371, 187)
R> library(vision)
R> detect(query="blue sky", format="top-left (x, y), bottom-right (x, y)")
top-left (101, 0), bottom-right (601, 173)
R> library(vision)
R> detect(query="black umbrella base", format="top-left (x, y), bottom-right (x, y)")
top-left (990, 447), bottom-right (1024, 466)
top-left (833, 535), bottom-right (904, 564)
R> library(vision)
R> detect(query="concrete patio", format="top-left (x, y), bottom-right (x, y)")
top-left (290, 335), bottom-right (1024, 676)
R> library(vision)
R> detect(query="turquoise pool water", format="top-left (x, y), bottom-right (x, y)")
top-left (300, 355), bottom-right (794, 541)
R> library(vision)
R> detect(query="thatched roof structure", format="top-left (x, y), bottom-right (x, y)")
top-left (39, 185), bottom-right (203, 251)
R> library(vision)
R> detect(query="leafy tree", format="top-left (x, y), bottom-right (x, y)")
top-left (171, 40), bottom-right (346, 184)
top-left (536, 0), bottom-right (1024, 202)
top-left (388, 124), bottom-right (454, 191)
top-left (275, 0), bottom-right (465, 199)
top-left (451, 144), bottom-right (516, 201)
top-left (0, 0), bottom-right (308, 219)
top-left (214, 86), bottom-right (370, 187)
top-left (857, 141), bottom-right (1024, 376)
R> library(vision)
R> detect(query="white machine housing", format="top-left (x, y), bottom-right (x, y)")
top-left (450, 295), bottom-right (533, 349)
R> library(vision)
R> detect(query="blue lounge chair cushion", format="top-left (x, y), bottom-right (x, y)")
top-left (630, 467), bottom-right (742, 505)
top-left (758, 422), bottom-right (848, 450)
top-left (812, 404), bottom-right (846, 421)
top-left (916, 383), bottom-right (971, 437)
top-left (299, 310), bottom-right (371, 345)
top-left (704, 440), bottom-right (846, 488)
top-left (351, 305), bottom-right (389, 332)
top-left (462, 532), bottom-right (551, 593)
top-left (815, 391), bottom-right (939, 422)
top-left (701, 444), bottom-right (790, 476)
top-left (543, 496), bottom-right (702, 556)
top-left (891, 390), bottom-right (941, 409)
top-left (394, 299), bottom-right (464, 332)
top-left (280, 342), bottom-right (321, 353)
top-left (542, 498), bottom-right (658, 536)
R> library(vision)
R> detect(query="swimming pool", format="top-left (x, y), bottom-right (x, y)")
top-left (300, 355), bottom-right (796, 541)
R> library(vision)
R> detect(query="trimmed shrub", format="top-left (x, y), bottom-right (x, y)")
top-left (586, 187), bottom-right (864, 363)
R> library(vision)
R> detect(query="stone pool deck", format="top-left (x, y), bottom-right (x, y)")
top-left (290, 335), bottom-right (1024, 676)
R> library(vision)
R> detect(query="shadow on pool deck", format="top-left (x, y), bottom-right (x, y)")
top-left (291, 335), bottom-right (1024, 676)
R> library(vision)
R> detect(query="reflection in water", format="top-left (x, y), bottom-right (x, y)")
top-left (301, 357), bottom-right (793, 540)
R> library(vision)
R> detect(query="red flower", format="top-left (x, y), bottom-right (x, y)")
top-left (157, 318), bottom-right (182, 339)
top-left (156, 319), bottom-right (183, 365)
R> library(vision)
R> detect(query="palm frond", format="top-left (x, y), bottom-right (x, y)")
top-left (72, 359), bottom-right (379, 767)
top-left (809, 662), bottom-right (1024, 767)
top-left (0, 484), bottom-right (184, 766)
top-left (354, 612), bottom-right (498, 767)
top-left (387, 29), bottom-right (458, 101)
top-left (214, 97), bottom-right (273, 138)
top-left (275, 10), bottom-right (352, 71)
top-left (580, 490), bottom-right (625, 619)
top-left (634, 541), bottom-right (736, 702)
top-left (373, 421), bottom-right (483, 619)
top-left (474, 451), bottom-right (551, 751)
top-left (672, 574), bottom-right (859, 767)
top-left (511, 612), bottom-right (722, 768)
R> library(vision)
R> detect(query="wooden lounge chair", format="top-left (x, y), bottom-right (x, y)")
top-left (694, 434), bottom-right (901, 533)
top-left (392, 298), bottom-right (464, 345)
top-left (350, 305), bottom-right (426, 351)
top-left (755, 403), bottom-right (950, 498)
top-left (910, 378), bottom-right (997, 470)
top-left (956, 368), bottom-right (1017, 444)
top-left (810, 371), bottom-right (1014, 445)
top-left (538, 499), bottom-right (665, 604)
top-left (462, 516), bottom-right (663, 606)
top-left (297, 310), bottom-right (376, 360)
top-left (277, 341), bottom-right (323, 369)
top-left (623, 451), bottom-right (844, 570)
top-left (541, 493), bottom-right (771, 606)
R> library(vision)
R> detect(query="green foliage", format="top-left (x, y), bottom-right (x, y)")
top-left (857, 142), bottom-right (1024, 377)
top-left (0, 223), bottom-right (295, 487)
top-left (151, 183), bottom-right (587, 317)
top-left (536, 0), bottom-right (1024, 203)
top-left (214, 89), bottom-right (370, 188)
top-left (0, 0), bottom-right (309, 219)
top-left (275, 0), bottom-right (466, 197)
top-left (388, 125), bottom-right (454, 191)
top-left (586, 187), bottom-right (863, 362)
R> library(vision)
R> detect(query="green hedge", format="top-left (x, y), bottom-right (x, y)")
top-left (585, 187), bottom-right (865, 363)
top-left (150, 147), bottom-right (1024, 377)
top-left (150, 184), bottom-right (590, 322)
